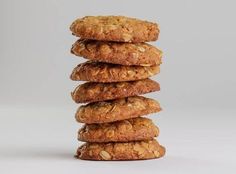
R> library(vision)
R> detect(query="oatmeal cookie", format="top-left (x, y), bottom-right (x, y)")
top-left (71, 40), bottom-right (162, 66)
top-left (76, 140), bottom-right (165, 160)
top-left (76, 96), bottom-right (161, 124)
top-left (71, 79), bottom-right (160, 103)
top-left (70, 61), bottom-right (160, 82)
top-left (70, 16), bottom-right (159, 42)
top-left (78, 117), bottom-right (159, 142)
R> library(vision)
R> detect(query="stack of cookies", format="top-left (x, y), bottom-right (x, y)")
top-left (69, 16), bottom-right (165, 160)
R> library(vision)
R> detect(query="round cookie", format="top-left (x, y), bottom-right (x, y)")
top-left (70, 16), bottom-right (159, 43)
top-left (76, 96), bottom-right (161, 124)
top-left (71, 78), bottom-right (160, 103)
top-left (71, 40), bottom-right (162, 66)
top-left (78, 117), bottom-right (159, 143)
top-left (76, 140), bottom-right (165, 160)
top-left (70, 61), bottom-right (160, 82)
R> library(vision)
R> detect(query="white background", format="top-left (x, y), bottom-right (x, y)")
top-left (0, 0), bottom-right (236, 173)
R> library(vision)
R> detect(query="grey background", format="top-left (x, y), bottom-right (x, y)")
top-left (0, 0), bottom-right (236, 173)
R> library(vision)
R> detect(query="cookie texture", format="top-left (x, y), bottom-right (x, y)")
top-left (78, 117), bottom-right (159, 143)
top-left (76, 140), bottom-right (165, 160)
top-left (76, 96), bottom-right (161, 124)
top-left (70, 61), bottom-right (160, 82)
top-left (70, 16), bottom-right (159, 43)
top-left (71, 40), bottom-right (162, 66)
top-left (71, 78), bottom-right (160, 103)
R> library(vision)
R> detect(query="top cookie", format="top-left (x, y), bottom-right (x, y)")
top-left (70, 16), bottom-right (159, 43)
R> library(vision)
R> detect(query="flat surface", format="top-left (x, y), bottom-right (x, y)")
top-left (1, 106), bottom-right (235, 174)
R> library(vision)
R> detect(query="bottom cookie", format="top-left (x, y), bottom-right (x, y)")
top-left (76, 140), bottom-right (165, 161)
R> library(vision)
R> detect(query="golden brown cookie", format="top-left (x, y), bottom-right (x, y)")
top-left (70, 16), bottom-right (159, 43)
top-left (71, 78), bottom-right (160, 103)
top-left (71, 40), bottom-right (162, 66)
top-left (76, 96), bottom-right (161, 124)
top-left (78, 117), bottom-right (159, 143)
top-left (76, 140), bottom-right (165, 160)
top-left (70, 61), bottom-right (160, 82)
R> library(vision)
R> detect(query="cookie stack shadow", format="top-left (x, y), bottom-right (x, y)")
top-left (69, 16), bottom-right (165, 160)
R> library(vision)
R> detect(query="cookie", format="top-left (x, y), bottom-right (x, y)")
top-left (76, 140), bottom-right (165, 160)
top-left (71, 78), bottom-right (160, 103)
top-left (76, 96), bottom-right (161, 124)
top-left (70, 61), bottom-right (160, 82)
top-left (71, 40), bottom-right (162, 66)
top-left (70, 16), bottom-right (159, 43)
top-left (78, 117), bottom-right (159, 143)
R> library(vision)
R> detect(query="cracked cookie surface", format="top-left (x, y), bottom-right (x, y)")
top-left (71, 40), bottom-right (162, 66)
top-left (78, 117), bottom-right (159, 143)
top-left (76, 140), bottom-right (165, 160)
top-left (70, 16), bottom-right (159, 42)
top-left (70, 61), bottom-right (160, 82)
top-left (76, 96), bottom-right (161, 124)
top-left (71, 78), bottom-right (160, 103)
